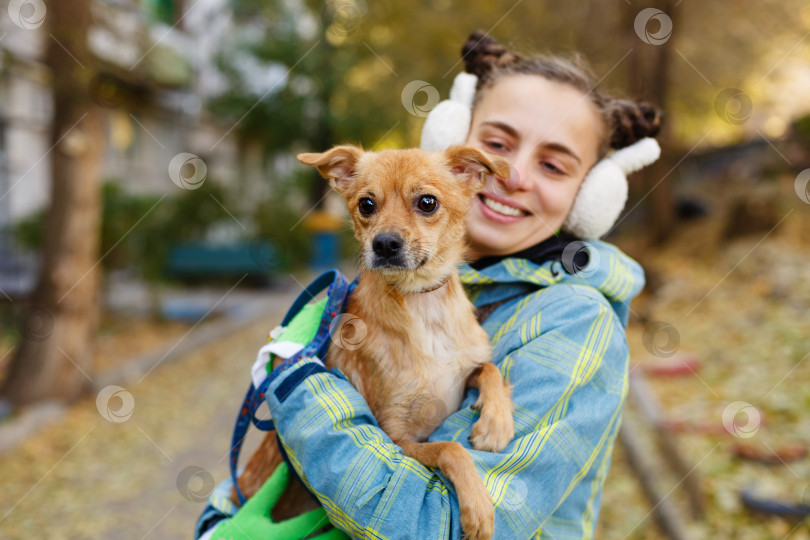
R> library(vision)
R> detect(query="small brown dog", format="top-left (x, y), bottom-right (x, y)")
top-left (235, 145), bottom-right (515, 540)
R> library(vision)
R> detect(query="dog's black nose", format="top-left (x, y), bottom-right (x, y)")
top-left (372, 233), bottom-right (403, 258)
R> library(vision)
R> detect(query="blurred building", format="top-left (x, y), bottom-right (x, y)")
top-left (0, 0), bottom-right (273, 295)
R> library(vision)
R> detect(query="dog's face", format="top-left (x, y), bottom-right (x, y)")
top-left (298, 146), bottom-right (509, 280)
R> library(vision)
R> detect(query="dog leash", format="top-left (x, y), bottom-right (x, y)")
top-left (229, 269), bottom-right (354, 505)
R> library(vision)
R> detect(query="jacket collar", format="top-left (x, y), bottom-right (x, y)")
top-left (459, 239), bottom-right (646, 328)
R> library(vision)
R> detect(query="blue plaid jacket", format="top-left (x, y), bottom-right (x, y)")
top-left (201, 240), bottom-right (644, 539)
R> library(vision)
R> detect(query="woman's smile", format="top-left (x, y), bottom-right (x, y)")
top-left (477, 192), bottom-right (529, 222)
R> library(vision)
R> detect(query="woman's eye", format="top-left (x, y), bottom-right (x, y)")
top-left (358, 197), bottom-right (376, 216)
top-left (416, 195), bottom-right (438, 214)
top-left (485, 141), bottom-right (508, 152)
top-left (541, 161), bottom-right (564, 175)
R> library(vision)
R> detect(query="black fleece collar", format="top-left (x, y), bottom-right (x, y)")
top-left (470, 232), bottom-right (583, 271)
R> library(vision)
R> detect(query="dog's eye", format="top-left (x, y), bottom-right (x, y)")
top-left (358, 197), bottom-right (376, 216)
top-left (417, 195), bottom-right (438, 214)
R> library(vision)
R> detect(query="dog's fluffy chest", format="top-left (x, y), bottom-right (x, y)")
top-left (407, 292), bottom-right (468, 365)
top-left (327, 279), bottom-right (491, 442)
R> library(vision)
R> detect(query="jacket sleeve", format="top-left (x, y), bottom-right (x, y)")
top-left (266, 285), bottom-right (630, 539)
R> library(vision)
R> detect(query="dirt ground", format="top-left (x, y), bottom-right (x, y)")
top-left (0, 299), bottom-right (294, 540)
top-left (597, 174), bottom-right (810, 539)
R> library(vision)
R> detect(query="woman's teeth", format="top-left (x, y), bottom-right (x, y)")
top-left (481, 195), bottom-right (523, 217)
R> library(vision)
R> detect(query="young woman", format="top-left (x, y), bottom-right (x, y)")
top-left (195, 31), bottom-right (660, 539)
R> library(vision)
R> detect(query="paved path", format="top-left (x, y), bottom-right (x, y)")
top-left (0, 287), bottom-right (302, 539)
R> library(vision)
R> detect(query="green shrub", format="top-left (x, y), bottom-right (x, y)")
top-left (13, 175), bottom-right (332, 282)
top-left (14, 180), bottom-right (235, 282)
top-left (792, 113), bottom-right (810, 143)
top-left (251, 175), bottom-right (314, 271)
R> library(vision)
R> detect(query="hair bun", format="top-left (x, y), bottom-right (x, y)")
top-left (462, 30), bottom-right (521, 81)
top-left (609, 100), bottom-right (662, 149)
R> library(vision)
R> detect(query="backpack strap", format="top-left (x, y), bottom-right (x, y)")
top-left (229, 269), bottom-right (353, 505)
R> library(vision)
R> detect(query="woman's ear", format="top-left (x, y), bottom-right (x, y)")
top-left (298, 145), bottom-right (364, 192)
top-left (443, 145), bottom-right (510, 191)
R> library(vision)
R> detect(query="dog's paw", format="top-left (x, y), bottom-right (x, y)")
top-left (459, 485), bottom-right (495, 540)
top-left (469, 401), bottom-right (514, 453)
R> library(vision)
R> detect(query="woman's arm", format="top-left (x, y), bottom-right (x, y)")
top-left (267, 284), bottom-right (630, 539)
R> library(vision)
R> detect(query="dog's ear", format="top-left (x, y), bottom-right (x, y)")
top-left (297, 145), bottom-right (364, 191)
top-left (443, 145), bottom-right (510, 190)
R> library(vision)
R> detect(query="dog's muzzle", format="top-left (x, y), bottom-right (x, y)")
top-left (370, 232), bottom-right (408, 268)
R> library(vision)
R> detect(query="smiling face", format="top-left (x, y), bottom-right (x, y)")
top-left (465, 74), bottom-right (605, 257)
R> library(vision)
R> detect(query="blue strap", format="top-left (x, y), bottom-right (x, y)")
top-left (281, 269), bottom-right (346, 326)
top-left (229, 269), bottom-right (352, 505)
top-left (229, 382), bottom-right (261, 505)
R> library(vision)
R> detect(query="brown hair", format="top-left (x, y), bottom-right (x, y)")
top-left (462, 30), bottom-right (661, 156)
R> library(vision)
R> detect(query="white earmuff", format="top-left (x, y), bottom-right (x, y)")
top-left (562, 137), bottom-right (660, 239)
top-left (420, 72), bottom-right (661, 239)
top-left (420, 72), bottom-right (478, 152)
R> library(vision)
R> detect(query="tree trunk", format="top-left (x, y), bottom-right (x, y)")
top-left (623, 0), bottom-right (678, 245)
top-left (1, 0), bottom-right (104, 405)
top-left (308, 39), bottom-right (336, 209)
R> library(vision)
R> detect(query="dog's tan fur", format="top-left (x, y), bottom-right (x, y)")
top-left (234, 145), bottom-right (515, 540)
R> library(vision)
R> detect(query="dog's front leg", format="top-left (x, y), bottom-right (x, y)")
top-left (397, 439), bottom-right (494, 540)
top-left (467, 363), bottom-right (514, 453)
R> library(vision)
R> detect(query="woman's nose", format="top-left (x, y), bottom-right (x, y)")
top-left (495, 160), bottom-right (530, 192)
top-left (496, 163), bottom-right (521, 191)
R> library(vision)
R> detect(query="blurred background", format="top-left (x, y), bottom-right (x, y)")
top-left (0, 0), bottom-right (809, 538)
